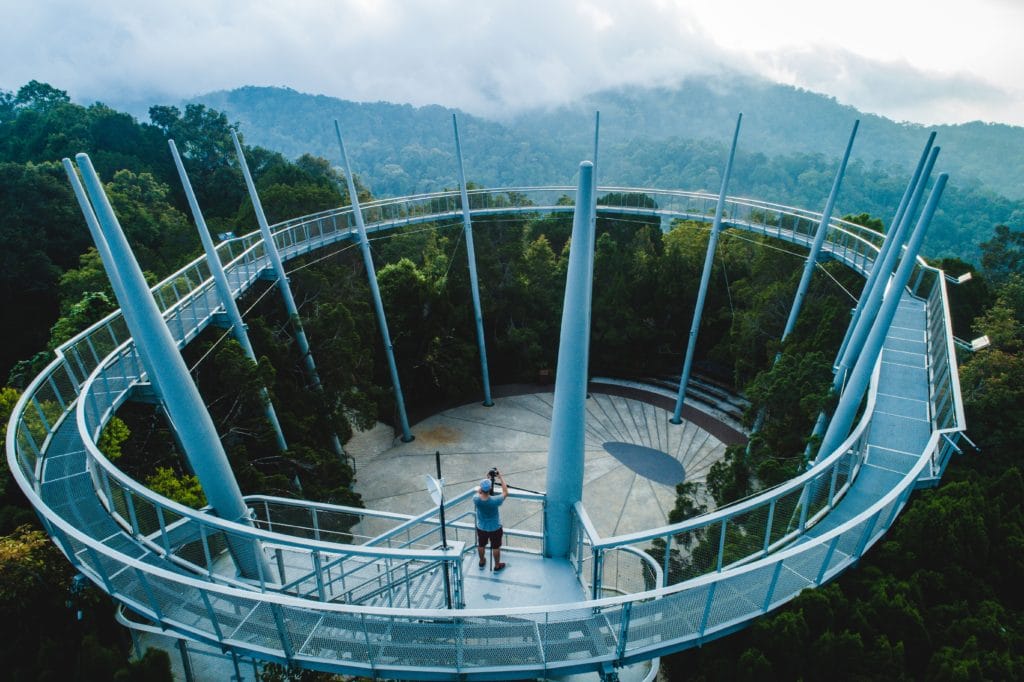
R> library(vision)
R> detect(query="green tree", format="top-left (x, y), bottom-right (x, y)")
top-left (13, 80), bottom-right (70, 112)
top-left (145, 467), bottom-right (207, 509)
top-left (980, 225), bottom-right (1024, 285)
top-left (0, 160), bottom-right (88, 376)
top-left (98, 416), bottom-right (131, 461)
top-left (46, 291), bottom-right (115, 348)
top-left (743, 351), bottom-right (833, 484)
top-left (958, 275), bottom-right (1024, 456)
top-left (148, 102), bottom-right (244, 220)
top-left (56, 247), bottom-right (113, 313)
top-left (104, 169), bottom-right (197, 273)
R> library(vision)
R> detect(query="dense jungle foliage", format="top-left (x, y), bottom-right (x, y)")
top-left (1, 81), bottom-right (1023, 680)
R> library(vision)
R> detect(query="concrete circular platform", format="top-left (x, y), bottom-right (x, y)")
top-left (348, 384), bottom-right (741, 538)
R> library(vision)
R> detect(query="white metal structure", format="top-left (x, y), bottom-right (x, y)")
top-left (7, 187), bottom-right (964, 679)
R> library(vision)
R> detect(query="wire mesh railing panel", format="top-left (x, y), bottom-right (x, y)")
top-left (146, 573), bottom-right (216, 630)
top-left (599, 548), bottom-right (658, 596)
top-left (768, 487), bottom-right (804, 546)
top-left (129, 491), bottom-right (162, 538)
top-left (106, 566), bottom-right (158, 618)
top-left (805, 471), bottom-right (835, 526)
top-left (664, 526), bottom-right (716, 585)
top-left (298, 610), bottom-right (372, 662)
top-left (65, 318), bottom-right (125, 381)
top-left (379, 616), bottom-right (464, 668)
top-left (722, 507), bottom-right (769, 567)
top-left (107, 482), bottom-right (131, 529)
top-left (460, 615), bottom-right (545, 667)
top-left (540, 607), bottom-right (617, 663)
top-left (277, 603), bottom-right (323, 657)
top-left (263, 507), bottom-right (394, 545)
top-left (831, 451), bottom-right (857, 497)
top-left (202, 591), bottom-right (255, 637)
top-left (13, 423), bottom-right (39, 477)
top-left (24, 393), bottom-right (59, 450)
top-left (864, 496), bottom-right (901, 549)
top-left (625, 585), bottom-right (709, 651)
top-left (227, 600), bottom-right (288, 651)
top-left (48, 361), bottom-right (80, 410)
top-left (705, 563), bottom-right (779, 630)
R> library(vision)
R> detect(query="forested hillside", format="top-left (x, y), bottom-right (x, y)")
top-left (190, 83), bottom-right (1024, 260)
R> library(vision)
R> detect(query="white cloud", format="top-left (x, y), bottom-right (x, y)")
top-left (748, 46), bottom-right (1022, 125)
top-left (1, 0), bottom-right (1021, 125)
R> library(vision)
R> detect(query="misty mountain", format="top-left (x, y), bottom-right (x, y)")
top-left (191, 79), bottom-right (1024, 199)
top-left (187, 80), bottom-right (1024, 258)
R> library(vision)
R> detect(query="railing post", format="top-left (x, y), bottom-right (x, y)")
top-left (360, 613), bottom-right (375, 669)
top-left (816, 536), bottom-right (841, 584)
top-left (828, 462), bottom-right (840, 506)
top-left (156, 505), bottom-right (171, 554)
top-left (662, 534), bottom-right (673, 587)
top-left (798, 483), bottom-right (811, 531)
top-left (763, 561), bottom-right (783, 611)
top-left (716, 519), bottom-right (727, 571)
top-left (272, 547), bottom-right (287, 585)
top-left (82, 544), bottom-right (116, 595)
top-left (615, 601), bottom-right (631, 660)
top-left (199, 523), bottom-right (214, 577)
top-left (699, 582), bottom-right (717, 636)
top-left (763, 499), bottom-right (776, 555)
top-left (270, 603), bottom-right (295, 663)
top-left (123, 490), bottom-right (140, 536)
top-left (312, 551), bottom-right (327, 601)
top-left (177, 639), bottom-right (196, 682)
top-left (199, 590), bottom-right (226, 642)
top-left (135, 568), bottom-right (164, 620)
top-left (853, 509), bottom-right (883, 559)
top-left (575, 516), bottom-right (585, 577)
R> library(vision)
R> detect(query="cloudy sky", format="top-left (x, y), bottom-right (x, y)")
top-left (2, 0), bottom-right (1022, 126)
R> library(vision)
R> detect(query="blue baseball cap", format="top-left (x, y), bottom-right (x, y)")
top-left (480, 479), bottom-right (492, 492)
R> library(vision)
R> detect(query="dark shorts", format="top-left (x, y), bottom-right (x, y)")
top-left (476, 526), bottom-right (503, 549)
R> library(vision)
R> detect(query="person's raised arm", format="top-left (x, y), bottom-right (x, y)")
top-left (498, 471), bottom-right (509, 498)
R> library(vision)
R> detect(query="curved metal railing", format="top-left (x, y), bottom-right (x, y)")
top-left (6, 186), bottom-right (963, 679)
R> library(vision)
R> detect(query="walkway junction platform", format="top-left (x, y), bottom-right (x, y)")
top-left (7, 120), bottom-right (965, 680)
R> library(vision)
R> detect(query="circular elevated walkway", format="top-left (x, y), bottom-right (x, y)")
top-left (6, 185), bottom-right (966, 680)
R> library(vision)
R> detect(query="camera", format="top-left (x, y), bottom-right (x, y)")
top-left (488, 467), bottom-right (499, 482)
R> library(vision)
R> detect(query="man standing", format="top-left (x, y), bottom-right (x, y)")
top-left (474, 469), bottom-right (508, 570)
